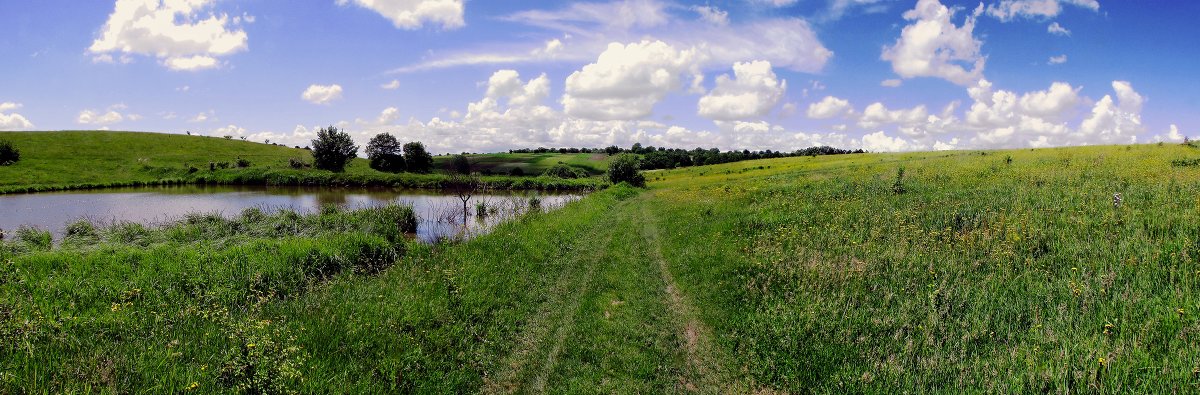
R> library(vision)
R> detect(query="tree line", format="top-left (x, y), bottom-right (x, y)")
top-left (308, 127), bottom-right (433, 173)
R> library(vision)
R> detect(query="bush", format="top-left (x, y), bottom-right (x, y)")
top-left (403, 142), bottom-right (434, 173)
top-left (236, 157), bottom-right (251, 168)
top-left (288, 158), bottom-right (310, 169)
top-left (0, 140), bottom-right (18, 165)
top-left (510, 167), bottom-right (526, 177)
top-left (607, 154), bottom-right (645, 187)
top-left (542, 163), bottom-right (587, 179)
top-left (366, 133), bottom-right (405, 173)
top-left (451, 154), bottom-right (471, 174)
top-left (311, 126), bottom-right (359, 172)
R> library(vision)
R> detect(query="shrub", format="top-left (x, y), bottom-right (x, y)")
top-left (451, 154), bottom-right (471, 174)
top-left (366, 133), bottom-right (405, 173)
top-left (403, 142), bottom-right (434, 173)
top-left (542, 163), bottom-right (586, 179)
top-left (0, 140), bottom-right (19, 165)
top-left (510, 167), bottom-right (526, 177)
top-left (288, 158), bottom-right (310, 169)
top-left (1171, 158), bottom-right (1200, 167)
top-left (607, 154), bottom-right (645, 187)
top-left (236, 157), bottom-right (251, 168)
top-left (892, 167), bottom-right (907, 195)
top-left (311, 126), bottom-right (359, 172)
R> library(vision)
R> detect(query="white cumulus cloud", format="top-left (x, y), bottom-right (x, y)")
top-left (806, 96), bottom-right (853, 119)
top-left (337, 0), bottom-right (465, 30)
top-left (0, 102), bottom-right (33, 130)
top-left (562, 40), bottom-right (703, 121)
top-left (302, 84), bottom-right (344, 105)
top-left (1048, 54), bottom-right (1068, 64)
top-left (882, 0), bottom-right (985, 86)
top-left (89, 0), bottom-right (249, 71)
top-left (697, 60), bottom-right (787, 121)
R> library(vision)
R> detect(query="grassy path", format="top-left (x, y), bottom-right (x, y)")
top-left (641, 202), bottom-right (744, 393)
top-left (480, 196), bottom-right (744, 394)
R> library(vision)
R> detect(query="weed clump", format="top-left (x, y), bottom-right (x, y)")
top-left (891, 167), bottom-right (907, 194)
top-left (15, 227), bottom-right (51, 251)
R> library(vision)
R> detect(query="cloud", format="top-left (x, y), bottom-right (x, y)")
top-left (697, 60), bottom-right (787, 121)
top-left (882, 0), bottom-right (985, 86)
top-left (0, 102), bottom-right (33, 130)
top-left (1151, 124), bottom-right (1186, 143)
top-left (881, 79), bottom-right (903, 88)
top-left (214, 124), bottom-right (247, 136)
top-left (336, 0), bottom-right (465, 30)
top-left (77, 109), bottom-right (125, 126)
top-left (189, 111), bottom-right (214, 123)
top-left (861, 131), bottom-right (923, 152)
top-left (381, 80), bottom-right (401, 90)
top-left (1047, 22), bottom-right (1071, 36)
top-left (692, 5), bottom-right (729, 26)
top-left (750, 0), bottom-right (799, 6)
top-left (858, 102), bottom-right (929, 130)
top-left (807, 96), bottom-right (853, 119)
top-left (1048, 54), bottom-right (1067, 64)
top-left (302, 84), bottom-right (344, 105)
top-left (89, 0), bottom-right (248, 71)
top-left (986, 0), bottom-right (1100, 22)
top-left (393, 1), bottom-right (831, 75)
top-left (562, 40), bottom-right (703, 120)
top-left (503, 0), bottom-right (671, 34)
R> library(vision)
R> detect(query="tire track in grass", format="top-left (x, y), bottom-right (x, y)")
top-left (480, 211), bottom-right (619, 394)
top-left (640, 200), bottom-right (744, 393)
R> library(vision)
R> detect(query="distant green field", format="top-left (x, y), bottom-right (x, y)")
top-left (433, 152), bottom-right (613, 175)
top-left (0, 131), bottom-right (603, 193)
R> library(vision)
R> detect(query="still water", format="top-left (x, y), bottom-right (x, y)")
top-left (0, 185), bottom-right (580, 243)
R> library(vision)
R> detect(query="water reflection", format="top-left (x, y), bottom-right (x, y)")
top-left (0, 185), bottom-right (581, 243)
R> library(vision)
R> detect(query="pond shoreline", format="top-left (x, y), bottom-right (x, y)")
top-left (0, 169), bottom-right (607, 195)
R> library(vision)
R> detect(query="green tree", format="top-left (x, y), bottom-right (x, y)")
top-left (607, 153), bottom-right (645, 187)
top-left (366, 133), bottom-right (405, 172)
top-left (310, 126), bottom-right (358, 172)
top-left (0, 140), bottom-right (19, 166)
top-left (450, 154), bottom-right (471, 174)
top-left (403, 142), bottom-right (434, 173)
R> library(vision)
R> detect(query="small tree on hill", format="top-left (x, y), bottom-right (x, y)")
top-left (450, 154), bottom-right (471, 174)
top-left (366, 133), bottom-right (405, 172)
top-left (0, 140), bottom-right (19, 166)
top-left (311, 126), bottom-right (358, 172)
top-left (607, 154), bottom-right (645, 187)
top-left (403, 142), bottom-right (434, 173)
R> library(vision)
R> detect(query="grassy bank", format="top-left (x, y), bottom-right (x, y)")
top-left (0, 131), bottom-right (606, 193)
top-left (4, 142), bottom-right (1200, 393)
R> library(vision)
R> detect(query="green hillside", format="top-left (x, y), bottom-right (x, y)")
top-left (0, 131), bottom-right (602, 192)
top-left (434, 152), bottom-right (613, 175)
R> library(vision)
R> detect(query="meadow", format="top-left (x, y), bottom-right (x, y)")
top-left (2, 140), bottom-right (1199, 393)
top-left (0, 131), bottom-right (607, 193)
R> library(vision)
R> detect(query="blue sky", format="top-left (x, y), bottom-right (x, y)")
top-left (0, 0), bottom-right (1195, 153)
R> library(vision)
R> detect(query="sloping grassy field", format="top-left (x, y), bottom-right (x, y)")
top-left (3, 142), bottom-right (1200, 393)
top-left (434, 152), bottom-right (612, 175)
top-left (0, 131), bottom-right (603, 193)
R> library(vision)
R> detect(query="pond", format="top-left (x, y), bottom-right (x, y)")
top-left (0, 185), bottom-right (581, 243)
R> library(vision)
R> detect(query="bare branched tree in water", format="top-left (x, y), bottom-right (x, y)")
top-left (447, 173), bottom-right (482, 226)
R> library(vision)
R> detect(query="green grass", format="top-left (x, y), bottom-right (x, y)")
top-left (434, 152), bottom-right (613, 176)
top-left (4, 141), bottom-right (1200, 393)
top-left (0, 131), bottom-right (605, 193)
